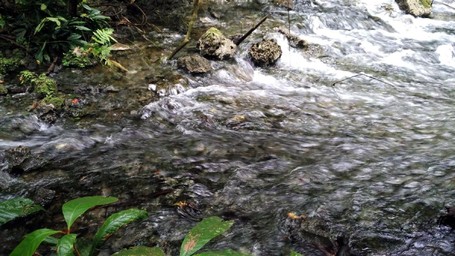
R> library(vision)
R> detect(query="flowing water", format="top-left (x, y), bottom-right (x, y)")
top-left (2, 0), bottom-right (455, 255)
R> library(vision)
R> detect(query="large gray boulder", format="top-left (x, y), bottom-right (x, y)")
top-left (249, 38), bottom-right (282, 67)
top-left (197, 27), bottom-right (237, 60)
top-left (395, 0), bottom-right (432, 17)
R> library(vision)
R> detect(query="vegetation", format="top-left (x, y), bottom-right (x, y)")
top-left (0, 0), bottom-right (114, 68)
top-left (19, 70), bottom-right (58, 98)
top-left (1, 196), bottom-right (248, 256)
top-left (6, 196), bottom-right (147, 256)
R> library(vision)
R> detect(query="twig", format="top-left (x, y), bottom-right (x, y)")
top-left (0, 34), bottom-right (28, 50)
top-left (233, 15), bottom-right (269, 46)
top-left (331, 73), bottom-right (396, 88)
top-left (434, 1), bottom-right (455, 10)
top-left (169, 0), bottom-right (200, 59)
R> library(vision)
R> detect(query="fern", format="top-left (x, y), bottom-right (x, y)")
top-left (91, 28), bottom-right (116, 46)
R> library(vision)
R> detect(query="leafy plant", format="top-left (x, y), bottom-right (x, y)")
top-left (62, 28), bottom-right (118, 68)
top-left (0, 198), bottom-right (44, 226)
top-left (113, 216), bottom-right (247, 256)
top-left (10, 196), bottom-right (148, 256)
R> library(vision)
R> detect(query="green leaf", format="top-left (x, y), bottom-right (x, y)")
top-left (0, 197), bottom-right (43, 226)
top-left (91, 209), bottom-right (148, 252)
top-left (68, 33), bottom-right (82, 41)
top-left (290, 251), bottom-right (303, 256)
top-left (57, 234), bottom-right (77, 256)
top-left (180, 216), bottom-right (234, 256)
top-left (62, 196), bottom-right (118, 231)
top-left (112, 246), bottom-right (165, 256)
top-left (40, 3), bottom-right (47, 11)
top-left (194, 249), bottom-right (250, 256)
top-left (10, 228), bottom-right (60, 256)
top-left (75, 25), bottom-right (91, 31)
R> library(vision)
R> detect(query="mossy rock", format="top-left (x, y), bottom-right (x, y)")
top-left (0, 57), bottom-right (21, 76)
top-left (395, 0), bottom-right (432, 17)
top-left (42, 95), bottom-right (65, 109)
top-left (20, 71), bottom-right (58, 98)
top-left (197, 27), bottom-right (237, 60)
top-left (34, 74), bottom-right (58, 98)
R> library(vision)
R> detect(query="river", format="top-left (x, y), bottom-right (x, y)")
top-left (1, 0), bottom-right (455, 255)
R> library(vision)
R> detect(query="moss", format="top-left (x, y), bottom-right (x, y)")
top-left (42, 95), bottom-right (65, 109)
top-left (0, 84), bottom-right (7, 95)
top-left (203, 27), bottom-right (224, 41)
top-left (20, 71), bottom-right (57, 98)
top-left (0, 57), bottom-right (21, 76)
top-left (34, 74), bottom-right (57, 97)
top-left (62, 49), bottom-right (95, 68)
top-left (420, 0), bottom-right (432, 8)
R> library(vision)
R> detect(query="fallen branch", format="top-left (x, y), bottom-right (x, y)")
top-left (169, 0), bottom-right (200, 59)
top-left (233, 15), bottom-right (269, 46)
top-left (331, 73), bottom-right (396, 87)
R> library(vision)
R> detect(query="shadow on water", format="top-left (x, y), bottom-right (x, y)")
top-left (2, 0), bottom-right (455, 255)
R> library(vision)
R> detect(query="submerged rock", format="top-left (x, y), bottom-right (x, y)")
top-left (177, 54), bottom-right (212, 74)
top-left (277, 27), bottom-right (309, 49)
top-left (438, 207), bottom-right (455, 228)
top-left (395, 0), bottom-right (432, 17)
top-left (249, 38), bottom-right (282, 67)
top-left (197, 27), bottom-right (237, 60)
top-left (3, 146), bottom-right (43, 174)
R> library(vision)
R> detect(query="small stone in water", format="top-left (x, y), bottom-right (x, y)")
top-left (148, 83), bottom-right (157, 91)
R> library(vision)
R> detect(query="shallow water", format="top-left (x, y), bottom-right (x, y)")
top-left (2, 0), bottom-right (455, 255)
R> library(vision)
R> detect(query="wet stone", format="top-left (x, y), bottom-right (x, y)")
top-left (177, 54), bottom-right (212, 74)
top-left (249, 38), bottom-right (282, 67)
top-left (197, 27), bottom-right (237, 60)
top-left (395, 0), bottom-right (432, 17)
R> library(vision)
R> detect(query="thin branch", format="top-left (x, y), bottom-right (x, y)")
top-left (169, 0), bottom-right (200, 59)
top-left (331, 73), bottom-right (396, 88)
top-left (233, 15), bottom-right (269, 46)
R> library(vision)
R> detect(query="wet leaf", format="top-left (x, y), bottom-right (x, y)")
top-left (10, 228), bottom-right (60, 256)
top-left (91, 208), bottom-right (148, 253)
top-left (180, 216), bottom-right (234, 256)
top-left (194, 249), bottom-right (250, 256)
top-left (112, 246), bottom-right (165, 256)
top-left (57, 234), bottom-right (77, 256)
top-left (0, 197), bottom-right (43, 226)
top-left (62, 196), bottom-right (117, 231)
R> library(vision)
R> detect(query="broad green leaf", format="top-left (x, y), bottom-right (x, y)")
top-left (67, 33), bottom-right (82, 41)
top-left (112, 246), bottom-right (165, 256)
top-left (57, 234), bottom-right (77, 256)
top-left (62, 196), bottom-right (118, 231)
top-left (75, 25), bottom-right (91, 31)
top-left (290, 251), bottom-right (303, 256)
top-left (194, 249), bottom-right (250, 256)
top-left (180, 216), bottom-right (234, 256)
top-left (92, 208), bottom-right (148, 251)
top-left (0, 197), bottom-right (43, 226)
top-left (10, 228), bottom-right (60, 256)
